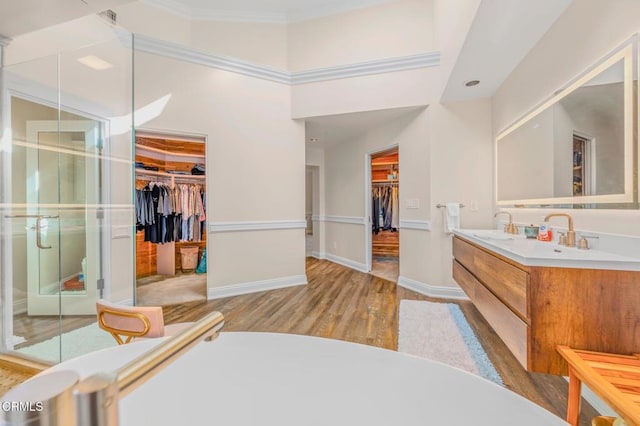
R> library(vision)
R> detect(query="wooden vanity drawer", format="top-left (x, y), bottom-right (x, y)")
top-left (473, 272), bottom-right (528, 369)
top-left (452, 259), bottom-right (476, 299)
top-left (453, 237), bottom-right (529, 320)
top-left (454, 260), bottom-right (528, 368)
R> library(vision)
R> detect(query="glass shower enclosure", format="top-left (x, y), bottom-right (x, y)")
top-left (0, 18), bottom-right (135, 364)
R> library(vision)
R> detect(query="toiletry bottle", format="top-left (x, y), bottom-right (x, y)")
top-left (537, 222), bottom-right (553, 242)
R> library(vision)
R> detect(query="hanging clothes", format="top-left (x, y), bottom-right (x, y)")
top-left (371, 184), bottom-right (398, 233)
top-left (372, 188), bottom-right (381, 234)
top-left (135, 181), bottom-right (206, 244)
top-left (391, 186), bottom-right (399, 230)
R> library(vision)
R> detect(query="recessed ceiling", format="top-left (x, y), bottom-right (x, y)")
top-left (441, 0), bottom-right (572, 102)
top-left (142, 0), bottom-right (396, 23)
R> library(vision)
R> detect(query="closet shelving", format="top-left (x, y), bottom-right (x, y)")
top-left (371, 150), bottom-right (399, 258)
top-left (135, 168), bottom-right (206, 183)
top-left (135, 134), bottom-right (206, 278)
top-left (135, 143), bottom-right (204, 159)
top-left (372, 152), bottom-right (399, 182)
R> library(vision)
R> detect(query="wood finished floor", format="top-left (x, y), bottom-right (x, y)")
top-left (372, 229), bottom-right (399, 257)
top-left (7, 257), bottom-right (598, 424)
top-left (164, 257), bottom-right (597, 425)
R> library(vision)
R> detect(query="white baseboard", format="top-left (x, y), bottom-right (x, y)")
top-left (397, 276), bottom-right (468, 300)
top-left (114, 298), bottom-right (134, 306)
top-left (208, 275), bottom-right (307, 299)
top-left (14, 298), bottom-right (27, 315)
top-left (311, 251), bottom-right (325, 259)
top-left (325, 253), bottom-right (368, 273)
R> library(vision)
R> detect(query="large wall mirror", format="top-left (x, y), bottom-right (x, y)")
top-left (496, 41), bottom-right (638, 208)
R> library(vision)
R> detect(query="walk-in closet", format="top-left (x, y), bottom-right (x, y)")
top-left (134, 133), bottom-right (207, 306)
top-left (371, 148), bottom-right (399, 281)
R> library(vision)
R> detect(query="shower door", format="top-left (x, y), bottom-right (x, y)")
top-left (19, 119), bottom-right (102, 315)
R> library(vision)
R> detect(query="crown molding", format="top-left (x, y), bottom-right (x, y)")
top-left (133, 34), bottom-right (291, 84)
top-left (291, 52), bottom-right (440, 84)
top-left (132, 34), bottom-right (439, 85)
top-left (142, 0), bottom-right (396, 24)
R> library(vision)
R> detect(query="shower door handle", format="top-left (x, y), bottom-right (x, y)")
top-left (4, 214), bottom-right (59, 249)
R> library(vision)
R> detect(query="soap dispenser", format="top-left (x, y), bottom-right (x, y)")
top-left (537, 222), bottom-right (553, 242)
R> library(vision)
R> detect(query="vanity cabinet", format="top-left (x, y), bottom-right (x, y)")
top-left (452, 235), bottom-right (640, 375)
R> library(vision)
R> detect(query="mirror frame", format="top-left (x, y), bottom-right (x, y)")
top-left (495, 42), bottom-right (636, 207)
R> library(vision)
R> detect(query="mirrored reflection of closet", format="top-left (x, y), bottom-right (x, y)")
top-left (134, 132), bottom-right (207, 306)
top-left (371, 148), bottom-right (399, 282)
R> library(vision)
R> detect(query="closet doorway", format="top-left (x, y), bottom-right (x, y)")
top-left (134, 132), bottom-right (208, 306)
top-left (369, 148), bottom-right (399, 282)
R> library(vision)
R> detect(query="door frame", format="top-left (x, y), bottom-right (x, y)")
top-left (133, 128), bottom-right (209, 306)
top-left (25, 119), bottom-right (100, 315)
top-left (364, 144), bottom-right (399, 273)
top-left (1, 90), bottom-right (110, 347)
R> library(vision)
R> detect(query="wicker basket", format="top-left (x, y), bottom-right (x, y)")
top-left (180, 247), bottom-right (199, 272)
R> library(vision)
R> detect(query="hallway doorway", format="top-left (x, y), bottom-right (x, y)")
top-left (369, 148), bottom-right (399, 282)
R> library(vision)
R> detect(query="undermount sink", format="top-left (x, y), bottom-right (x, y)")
top-left (453, 229), bottom-right (640, 271)
top-left (470, 229), bottom-right (518, 241)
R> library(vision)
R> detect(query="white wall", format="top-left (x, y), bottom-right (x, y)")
top-left (191, 21), bottom-right (288, 70)
top-left (292, 68), bottom-right (439, 118)
top-left (288, 0), bottom-right (434, 71)
top-left (114, 2), bottom-right (289, 69)
top-left (134, 52), bottom-right (306, 290)
top-left (493, 0), bottom-right (640, 236)
top-left (115, 1), bottom-right (191, 46)
top-left (306, 144), bottom-right (325, 255)
top-left (320, 110), bottom-right (428, 270)
top-left (319, 99), bottom-right (493, 289)
top-left (426, 99), bottom-right (494, 287)
top-left (432, 0), bottom-right (482, 99)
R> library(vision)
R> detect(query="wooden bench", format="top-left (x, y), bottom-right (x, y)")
top-left (557, 345), bottom-right (640, 426)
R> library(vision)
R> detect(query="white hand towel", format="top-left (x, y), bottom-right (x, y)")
top-left (444, 202), bottom-right (460, 234)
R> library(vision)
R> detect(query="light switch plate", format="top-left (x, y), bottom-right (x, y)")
top-left (406, 198), bottom-right (419, 209)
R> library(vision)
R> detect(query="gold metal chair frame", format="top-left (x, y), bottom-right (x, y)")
top-left (97, 308), bottom-right (152, 345)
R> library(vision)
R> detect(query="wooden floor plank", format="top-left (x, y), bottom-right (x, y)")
top-left (6, 258), bottom-right (600, 424)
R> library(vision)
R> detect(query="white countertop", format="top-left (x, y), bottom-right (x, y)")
top-left (454, 229), bottom-right (640, 271)
top-left (34, 332), bottom-right (566, 426)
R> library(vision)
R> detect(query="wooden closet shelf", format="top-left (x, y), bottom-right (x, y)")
top-left (135, 143), bottom-right (205, 159)
top-left (136, 169), bottom-right (206, 180)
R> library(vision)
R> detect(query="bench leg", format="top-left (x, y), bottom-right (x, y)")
top-left (567, 368), bottom-right (582, 426)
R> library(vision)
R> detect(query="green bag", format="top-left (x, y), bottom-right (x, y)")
top-left (196, 248), bottom-right (207, 274)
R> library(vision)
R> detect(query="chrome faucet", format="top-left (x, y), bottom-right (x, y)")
top-left (494, 211), bottom-right (518, 234)
top-left (544, 213), bottom-right (575, 247)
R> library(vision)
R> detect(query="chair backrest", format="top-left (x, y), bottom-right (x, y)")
top-left (96, 300), bottom-right (166, 345)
